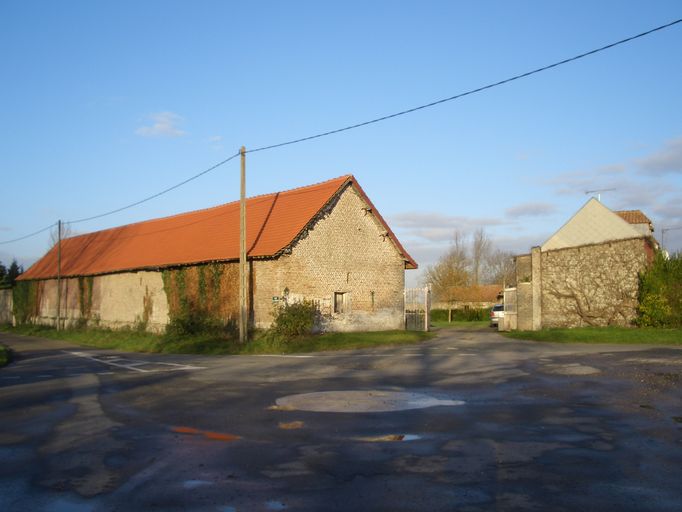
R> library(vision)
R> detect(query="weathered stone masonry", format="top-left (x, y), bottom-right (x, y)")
top-left (253, 185), bottom-right (405, 331)
top-left (540, 238), bottom-right (651, 328)
top-left (511, 237), bottom-right (653, 330)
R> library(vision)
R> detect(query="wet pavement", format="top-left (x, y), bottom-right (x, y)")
top-left (1, 329), bottom-right (681, 511)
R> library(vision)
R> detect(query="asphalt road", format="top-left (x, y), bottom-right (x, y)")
top-left (1, 329), bottom-right (681, 512)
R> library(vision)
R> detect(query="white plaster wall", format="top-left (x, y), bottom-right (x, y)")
top-left (95, 272), bottom-right (169, 332)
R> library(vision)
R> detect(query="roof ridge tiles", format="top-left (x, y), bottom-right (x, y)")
top-left (64, 174), bottom-right (353, 241)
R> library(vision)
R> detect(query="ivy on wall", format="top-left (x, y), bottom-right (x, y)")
top-left (161, 263), bottom-right (238, 335)
top-left (78, 276), bottom-right (94, 324)
top-left (12, 280), bottom-right (41, 325)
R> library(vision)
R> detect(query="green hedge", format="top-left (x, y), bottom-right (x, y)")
top-left (637, 252), bottom-right (682, 327)
top-left (431, 308), bottom-right (489, 322)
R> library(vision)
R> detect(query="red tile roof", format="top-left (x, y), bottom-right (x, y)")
top-left (19, 175), bottom-right (417, 280)
top-left (615, 210), bottom-right (652, 226)
top-left (446, 285), bottom-right (502, 303)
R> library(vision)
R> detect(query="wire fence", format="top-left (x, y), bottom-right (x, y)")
top-left (404, 286), bottom-right (431, 332)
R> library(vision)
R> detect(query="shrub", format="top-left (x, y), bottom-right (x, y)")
top-left (637, 294), bottom-right (672, 327)
top-left (270, 300), bottom-right (319, 339)
top-left (637, 251), bottom-right (682, 327)
top-left (165, 310), bottom-right (236, 338)
top-left (431, 308), bottom-right (488, 322)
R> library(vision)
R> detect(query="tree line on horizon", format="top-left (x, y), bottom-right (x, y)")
top-left (0, 259), bottom-right (24, 289)
top-left (423, 229), bottom-right (516, 302)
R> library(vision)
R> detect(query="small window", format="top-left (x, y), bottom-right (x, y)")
top-left (334, 292), bottom-right (348, 314)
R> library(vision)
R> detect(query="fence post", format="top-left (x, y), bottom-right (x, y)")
top-left (424, 286), bottom-right (430, 332)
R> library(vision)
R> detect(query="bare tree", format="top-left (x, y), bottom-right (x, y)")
top-left (48, 222), bottom-right (75, 249)
top-left (482, 249), bottom-right (516, 286)
top-left (423, 231), bottom-right (470, 301)
top-left (424, 229), bottom-right (517, 300)
top-left (471, 228), bottom-right (492, 286)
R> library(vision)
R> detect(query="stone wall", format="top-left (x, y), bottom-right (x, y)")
top-left (252, 185), bottom-right (406, 331)
top-left (541, 238), bottom-right (650, 327)
top-left (0, 289), bottom-right (12, 324)
top-left (515, 254), bottom-right (532, 284)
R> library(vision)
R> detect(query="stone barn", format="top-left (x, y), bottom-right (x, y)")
top-left (504, 198), bottom-right (657, 330)
top-left (15, 175), bottom-right (417, 333)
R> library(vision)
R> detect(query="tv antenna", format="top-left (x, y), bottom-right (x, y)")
top-left (584, 188), bottom-right (616, 202)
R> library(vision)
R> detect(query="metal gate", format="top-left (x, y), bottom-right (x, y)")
top-left (404, 286), bottom-right (431, 331)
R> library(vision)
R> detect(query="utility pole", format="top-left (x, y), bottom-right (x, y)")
top-left (661, 226), bottom-right (682, 251)
top-left (56, 220), bottom-right (62, 331)
top-left (239, 146), bottom-right (248, 344)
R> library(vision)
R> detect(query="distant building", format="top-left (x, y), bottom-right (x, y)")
top-left (615, 210), bottom-right (654, 237)
top-left (435, 284), bottom-right (502, 311)
top-left (504, 198), bottom-right (657, 330)
top-left (14, 175), bottom-right (417, 332)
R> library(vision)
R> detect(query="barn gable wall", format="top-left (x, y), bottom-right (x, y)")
top-left (253, 185), bottom-right (405, 331)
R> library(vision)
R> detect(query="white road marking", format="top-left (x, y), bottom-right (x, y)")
top-left (64, 351), bottom-right (205, 373)
top-left (37, 374), bottom-right (53, 378)
top-left (66, 351), bottom-right (151, 372)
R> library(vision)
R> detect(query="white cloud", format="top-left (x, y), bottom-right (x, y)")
top-left (208, 135), bottom-right (223, 143)
top-left (505, 202), bottom-right (556, 218)
top-left (135, 111), bottom-right (187, 138)
top-left (637, 136), bottom-right (682, 175)
top-left (390, 212), bottom-right (506, 242)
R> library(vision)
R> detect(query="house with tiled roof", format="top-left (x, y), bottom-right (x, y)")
top-left (615, 209), bottom-right (654, 237)
top-left (504, 198), bottom-right (657, 330)
top-left (16, 175), bottom-right (417, 332)
top-left (436, 284), bottom-right (502, 310)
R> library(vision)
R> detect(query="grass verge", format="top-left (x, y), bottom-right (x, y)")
top-left (503, 326), bottom-right (682, 345)
top-left (0, 324), bottom-right (435, 355)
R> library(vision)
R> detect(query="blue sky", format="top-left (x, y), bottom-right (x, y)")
top-left (1, 1), bottom-right (681, 285)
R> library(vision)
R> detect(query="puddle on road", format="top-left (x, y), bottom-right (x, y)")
top-left (355, 434), bottom-right (422, 442)
top-left (183, 479), bottom-right (212, 489)
top-left (275, 390), bottom-right (464, 413)
top-left (541, 364), bottom-right (601, 376)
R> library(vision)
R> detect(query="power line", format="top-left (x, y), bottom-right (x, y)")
top-left (0, 223), bottom-right (56, 246)
top-left (2, 17), bottom-right (681, 245)
top-left (247, 18), bottom-right (682, 153)
top-left (68, 152), bottom-right (241, 225)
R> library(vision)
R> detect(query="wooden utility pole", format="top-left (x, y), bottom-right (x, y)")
top-left (56, 220), bottom-right (62, 331)
top-left (239, 147), bottom-right (248, 344)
